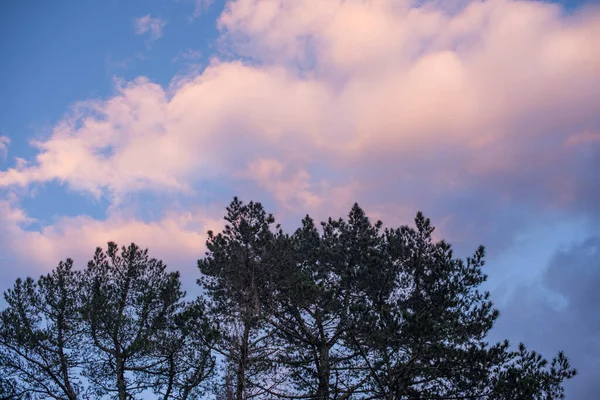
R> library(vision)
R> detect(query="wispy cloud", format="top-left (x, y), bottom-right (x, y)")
top-left (564, 131), bottom-right (600, 147)
top-left (193, 0), bottom-right (214, 18)
top-left (172, 48), bottom-right (203, 63)
top-left (0, 136), bottom-right (9, 159)
top-left (134, 15), bottom-right (167, 41)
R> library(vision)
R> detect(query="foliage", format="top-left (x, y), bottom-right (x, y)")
top-left (0, 198), bottom-right (576, 399)
top-left (198, 198), bottom-right (284, 400)
top-left (0, 244), bottom-right (215, 400)
top-left (0, 260), bottom-right (82, 400)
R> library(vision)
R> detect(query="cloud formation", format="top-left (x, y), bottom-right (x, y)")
top-left (2, 0), bottom-right (597, 241)
top-left (0, 136), bottom-right (8, 159)
top-left (0, 198), bottom-right (224, 277)
top-left (0, 3), bottom-right (599, 381)
top-left (493, 235), bottom-right (600, 400)
top-left (134, 15), bottom-right (167, 40)
top-left (1, 2), bottom-right (599, 396)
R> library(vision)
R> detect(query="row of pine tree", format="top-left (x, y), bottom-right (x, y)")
top-left (0, 198), bottom-right (575, 399)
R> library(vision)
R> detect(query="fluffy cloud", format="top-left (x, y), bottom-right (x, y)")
top-left (0, 198), bottom-right (223, 278)
top-left (240, 158), bottom-right (322, 210)
top-left (0, 0), bottom-right (598, 274)
top-left (0, 2), bottom-right (598, 397)
top-left (134, 15), bottom-right (167, 40)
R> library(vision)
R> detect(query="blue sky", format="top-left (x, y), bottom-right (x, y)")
top-left (1, 0), bottom-right (599, 398)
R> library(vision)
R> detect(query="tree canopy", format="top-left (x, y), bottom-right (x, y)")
top-left (0, 198), bottom-right (576, 399)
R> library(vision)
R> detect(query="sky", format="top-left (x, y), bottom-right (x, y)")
top-left (0, 0), bottom-right (598, 397)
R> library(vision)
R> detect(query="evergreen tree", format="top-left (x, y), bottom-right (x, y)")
top-left (0, 259), bottom-right (82, 400)
top-left (144, 298), bottom-right (218, 400)
top-left (198, 198), bottom-right (283, 400)
top-left (344, 210), bottom-right (576, 399)
top-left (0, 199), bottom-right (578, 399)
top-left (266, 208), bottom-right (380, 399)
top-left (80, 242), bottom-right (215, 400)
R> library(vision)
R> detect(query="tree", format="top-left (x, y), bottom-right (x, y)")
top-left (0, 243), bottom-right (216, 400)
top-left (213, 199), bottom-right (576, 399)
top-left (80, 242), bottom-right (215, 400)
top-left (342, 209), bottom-right (576, 399)
top-left (144, 298), bottom-right (218, 400)
top-left (0, 259), bottom-right (83, 400)
top-left (198, 197), bottom-right (283, 400)
top-left (0, 199), bottom-right (578, 400)
top-left (265, 208), bottom-right (379, 399)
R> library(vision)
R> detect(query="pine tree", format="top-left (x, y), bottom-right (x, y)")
top-left (143, 298), bottom-right (218, 400)
top-left (344, 210), bottom-right (576, 399)
top-left (80, 242), bottom-right (215, 400)
top-left (266, 206), bottom-right (381, 399)
top-left (198, 198), bottom-right (283, 400)
top-left (0, 199), bottom-right (578, 399)
top-left (0, 259), bottom-right (82, 400)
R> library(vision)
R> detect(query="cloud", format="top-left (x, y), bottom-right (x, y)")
top-left (492, 235), bottom-right (600, 400)
top-left (565, 130), bottom-right (600, 147)
top-left (0, 136), bottom-right (9, 158)
top-left (240, 158), bottom-right (322, 211)
top-left (193, 0), bottom-right (215, 18)
top-left (0, 198), bottom-right (224, 273)
top-left (0, 0), bottom-right (598, 277)
top-left (172, 48), bottom-right (203, 63)
top-left (134, 15), bottom-right (167, 40)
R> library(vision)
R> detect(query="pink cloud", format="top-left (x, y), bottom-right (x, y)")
top-left (134, 15), bottom-right (167, 40)
top-left (241, 158), bottom-right (322, 210)
top-left (0, 0), bottom-right (598, 270)
top-left (3, 0), bottom-right (598, 199)
top-left (0, 199), bottom-right (224, 269)
top-left (565, 131), bottom-right (600, 147)
top-left (192, 0), bottom-right (214, 18)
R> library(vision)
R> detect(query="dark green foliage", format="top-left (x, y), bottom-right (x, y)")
top-left (80, 242), bottom-right (182, 399)
top-left (264, 207), bottom-right (381, 399)
top-left (489, 343), bottom-right (577, 399)
top-left (341, 210), bottom-right (576, 399)
top-left (143, 299), bottom-right (218, 400)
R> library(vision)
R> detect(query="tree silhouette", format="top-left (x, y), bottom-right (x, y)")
top-left (0, 198), bottom-right (577, 399)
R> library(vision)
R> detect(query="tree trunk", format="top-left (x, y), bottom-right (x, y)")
top-left (57, 315), bottom-right (77, 400)
top-left (116, 355), bottom-right (127, 400)
top-left (236, 322), bottom-right (250, 400)
top-left (316, 342), bottom-right (330, 400)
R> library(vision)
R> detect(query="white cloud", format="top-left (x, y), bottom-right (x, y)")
top-left (134, 15), bottom-right (167, 40)
top-left (2, 1), bottom-right (597, 201)
top-left (0, 136), bottom-right (9, 158)
top-left (0, 0), bottom-right (598, 273)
